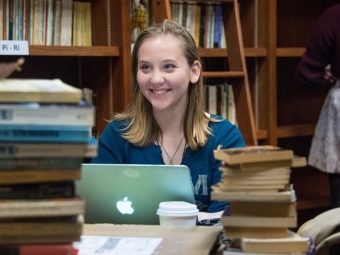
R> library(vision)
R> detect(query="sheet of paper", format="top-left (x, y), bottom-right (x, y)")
top-left (74, 235), bottom-right (163, 255)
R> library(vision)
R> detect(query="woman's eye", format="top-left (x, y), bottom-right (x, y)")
top-left (140, 65), bottom-right (150, 71)
top-left (164, 64), bottom-right (175, 70)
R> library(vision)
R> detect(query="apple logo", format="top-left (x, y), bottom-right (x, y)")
top-left (116, 197), bottom-right (134, 214)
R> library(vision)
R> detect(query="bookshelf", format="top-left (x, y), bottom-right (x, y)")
top-left (0, 0), bottom-right (132, 138)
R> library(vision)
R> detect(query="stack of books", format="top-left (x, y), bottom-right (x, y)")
top-left (212, 146), bottom-right (310, 255)
top-left (0, 78), bottom-right (97, 254)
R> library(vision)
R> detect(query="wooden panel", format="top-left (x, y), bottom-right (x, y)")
top-left (277, 1), bottom-right (339, 47)
top-left (276, 47), bottom-right (305, 57)
top-left (29, 46), bottom-right (120, 56)
top-left (277, 124), bottom-right (316, 138)
top-left (199, 48), bottom-right (267, 57)
top-left (277, 58), bottom-right (332, 126)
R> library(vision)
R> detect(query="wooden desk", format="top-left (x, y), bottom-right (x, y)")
top-left (83, 224), bottom-right (222, 255)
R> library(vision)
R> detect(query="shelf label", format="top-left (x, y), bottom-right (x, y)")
top-left (0, 40), bottom-right (29, 55)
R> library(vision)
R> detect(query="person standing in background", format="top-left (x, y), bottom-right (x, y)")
top-left (296, 4), bottom-right (340, 208)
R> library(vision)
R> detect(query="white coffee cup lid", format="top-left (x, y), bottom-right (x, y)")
top-left (156, 201), bottom-right (199, 216)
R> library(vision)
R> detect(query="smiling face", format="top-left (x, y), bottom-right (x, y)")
top-left (137, 34), bottom-right (200, 114)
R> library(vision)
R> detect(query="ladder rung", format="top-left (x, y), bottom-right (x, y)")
top-left (203, 71), bottom-right (245, 78)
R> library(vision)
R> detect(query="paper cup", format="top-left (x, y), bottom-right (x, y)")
top-left (156, 201), bottom-right (199, 226)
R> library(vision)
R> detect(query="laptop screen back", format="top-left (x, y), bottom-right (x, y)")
top-left (76, 164), bottom-right (196, 225)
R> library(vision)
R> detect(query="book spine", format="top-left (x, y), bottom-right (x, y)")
top-left (0, 222), bottom-right (82, 236)
top-left (0, 141), bottom-right (97, 158)
top-left (0, 244), bottom-right (76, 255)
top-left (0, 106), bottom-right (95, 126)
top-left (0, 234), bottom-right (80, 245)
top-left (0, 199), bottom-right (85, 218)
top-left (0, 180), bottom-right (76, 197)
top-left (0, 169), bottom-right (81, 185)
top-left (0, 157), bottom-right (82, 170)
top-left (0, 125), bottom-right (90, 143)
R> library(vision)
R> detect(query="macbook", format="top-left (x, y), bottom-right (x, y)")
top-left (76, 164), bottom-right (196, 225)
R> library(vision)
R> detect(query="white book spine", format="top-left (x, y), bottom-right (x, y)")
top-left (0, 106), bottom-right (94, 126)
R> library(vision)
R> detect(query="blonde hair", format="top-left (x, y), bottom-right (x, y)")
top-left (114, 20), bottom-right (218, 150)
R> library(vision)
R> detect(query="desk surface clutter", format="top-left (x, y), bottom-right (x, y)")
top-left (78, 224), bottom-right (223, 255)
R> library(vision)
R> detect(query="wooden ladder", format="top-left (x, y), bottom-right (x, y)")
top-left (151, 0), bottom-right (257, 146)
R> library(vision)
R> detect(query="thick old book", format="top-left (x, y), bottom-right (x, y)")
top-left (0, 244), bottom-right (77, 255)
top-left (230, 201), bottom-right (297, 217)
top-left (0, 233), bottom-right (80, 245)
top-left (215, 182), bottom-right (289, 192)
top-left (0, 215), bottom-right (83, 236)
top-left (0, 139), bottom-right (97, 158)
top-left (240, 230), bottom-right (309, 254)
top-left (223, 247), bottom-right (305, 255)
top-left (223, 226), bottom-right (288, 239)
top-left (0, 79), bottom-right (82, 103)
top-left (220, 156), bottom-right (306, 171)
top-left (0, 125), bottom-right (91, 143)
top-left (220, 166), bottom-right (291, 177)
top-left (0, 198), bottom-right (85, 218)
top-left (214, 146), bottom-right (294, 165)
top-left (0, 181), bottom-right (75, 199)
top-left (0, 157), bottom-right (83, 171)
top-left (211, 189), bottom-right (296, 203)
top-left (221, 215), bottom-right (297, 228)
top-left (0, 169), bottom-right (81, 185)
top-left (0, 100), bottom-right (95, 126)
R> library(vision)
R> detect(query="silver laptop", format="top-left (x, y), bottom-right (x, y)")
top-left (76, 164), bottom-right (196, 225)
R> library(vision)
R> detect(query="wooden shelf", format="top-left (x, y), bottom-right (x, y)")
top-left (199, 47), bottom-right (267, 57)
top-left (276, 47), bottom-right (306, 57)
top-left (256, 129), bottom-right (268, 140)
top-left (203, 71), bottom-right (245, 78)
top-left (297, 196), bottom-right (331, 210)
top-left (277, 124), bottom-right (316, 138)
top-left (28, 46), bottom-right (120, 56)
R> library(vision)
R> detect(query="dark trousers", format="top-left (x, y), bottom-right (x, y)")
top-left (329, 173), bottom-right (340, 208)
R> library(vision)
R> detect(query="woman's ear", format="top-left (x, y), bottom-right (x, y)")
top-left (190, 60), bottom-right (201, 83)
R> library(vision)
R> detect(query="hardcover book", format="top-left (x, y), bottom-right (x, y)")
top-left (0, 100), bottom-right (95, 126)
top-left (0, 198), bottom-right (85, 218)
top-left (0, 244), bottom-right (77, 255)
top-left (223, 226), bottom-right (288, 239)
top-left (230, 201), bottom-right (297, 218)
top-left (211, 189), bottom-right (296, 203)
top-left (223, 247), bottom-right (305, 255)
top-left (240, 230), bottom-right (309, 254)
top-left (0, 181), bottom-right (75, 199)
top-left (0, 125), bottom-right (91, 143)
top-left (214, 146), bottom-right (294, 165)
top-left (221, 215), bottom-right (297, 228)
top-left (0, 79), bottom-right (82, 103)
top-left (0, 138), bottom-right (97, 158)
top-left (0, 214), bottom-right (83, 236)
top-left (0, 157), bottom-right (83, 170)
top-left (0, 169), bottom-right (81, 185)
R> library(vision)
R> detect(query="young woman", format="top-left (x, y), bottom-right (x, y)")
top-left (92, 20), bottom-right (246, 219)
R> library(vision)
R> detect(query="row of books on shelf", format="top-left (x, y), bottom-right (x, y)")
top-left (171, 2), bottom-right (226, 48)
top-left (0, 0), bottom-right (92, 46)
top-left (212, 145), bottom-right (311, 254)
top-left (0, 77), bottom-right (97, 254)
top-left (205, 83), bottom-right (236, 125)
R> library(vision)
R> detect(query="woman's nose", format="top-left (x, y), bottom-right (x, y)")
top-left (150, 69), bottom-right (164, 84)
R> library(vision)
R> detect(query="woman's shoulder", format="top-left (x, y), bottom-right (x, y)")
top-left (208, 114), bottom-right (234, 128)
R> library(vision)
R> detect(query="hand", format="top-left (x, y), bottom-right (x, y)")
top-left (324, 64), bottom-right (336, 84)
top-left (198, 210), bottom-right (223, 221)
